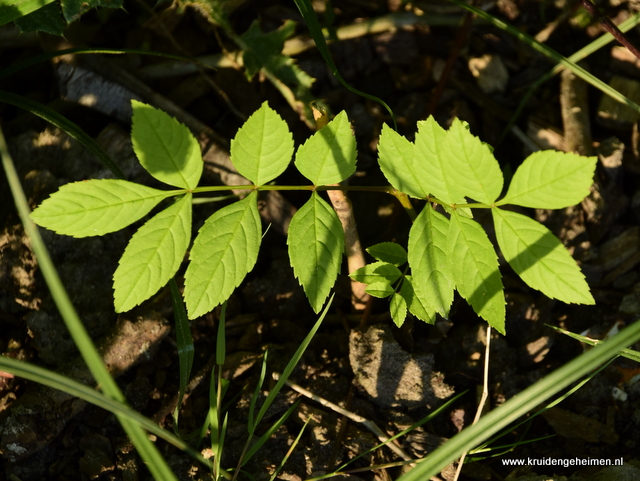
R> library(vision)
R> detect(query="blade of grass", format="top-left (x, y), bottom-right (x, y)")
top-left (254, 294), bottom-right (334, 427)
top-left (549, 325), bottom-right (640, 362)
top-left (170, 279), bottom-right (194, 433)
top-left (242, 400), bottom-right (301, 465)
top-left (0, 47), bottom-right (214, 81)
top-left (448, 0), bottom-right (640, 115)
top-left (269, 419), bottom-right (310, 481)
top-left (0, 0), bottom-right (55, 25)
top-left (292, 0), bottom-right (398, 129)
top-left (397, 319), bottom-right (640, 481)
top-left (0, 354), bottom-right (210, 467)
top-left (498, 11), bottom-right (640, 144)
top-left (0, 126), bottom-right (176, 480)
top-left (0, 90), bottom-right (124, 179)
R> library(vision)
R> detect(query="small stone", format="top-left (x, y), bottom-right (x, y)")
top-left (468, 54), bottom-right (509, 94)
top-left (349, 324), bottom-right (454, 409)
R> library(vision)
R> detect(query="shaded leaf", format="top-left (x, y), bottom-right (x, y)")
top-left (30, 179), bottom-right (172, 237)
top-left (241, 19), bottom-right (315, 101)
top-left (61, 0), bottom-right (123, 22)
top-left (13, 1), bottom-right (65, 35)
top-left (287, 192), bottom-right (344, 313)
top-left (366, 242), bottom-right (407, 266)
top-left (390, 292), bottom-right (407, 327)
top-left (295, 111), bottom-right (357, 185)
top-left (408, 205), bottom-right (453, 317)
top-left (365, 281), bottom-right (395, 299)
top-left (492, 208), bottom-right (594, 304)
top-left (114, 194), bottom-right (192, 313)
top-left (400, 275), bottom-right (436, 324)
top-left (185, 192), bottom-right (261, 319)
top-left (230, 101), bottom-right (293, 186)
top-left (498, 150), bottom-right (597, 209)
top-left (448, 212), bottom-right (505, 333)
top-left (349, 261), bottom-right (402, 285)
top-left (131, 100), bottom-right (203, 189)
top-left (378, 124), bottom-right (427, 198)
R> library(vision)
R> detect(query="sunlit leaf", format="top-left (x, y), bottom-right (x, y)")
top-left (295, 111), bottom-right (356, 185)
top-left (114, 194), bottom-right (192, 313)
top-left (230, 101), bottom-right (294, 186)
top-left (492, 208), bottom-right (594, 304)
top-left (185, 192), bottom-right (261, 319)
top-left (30, 179), bottom-right (173, 237)
top-left (408, 205), bottom-right (454, 317)
top-left (498, 150), bottom-right (597, 209)
top-left (378, 124), bottom-right (427, 198)
top-left (448, 211), bottom-right (505, 333)
top-left (131, 100), bottom-right (203, 189)
top-left (287, 192), bottom-right (343, 313)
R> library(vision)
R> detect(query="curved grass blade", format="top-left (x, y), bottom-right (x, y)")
top-left (242, 400), bottom-right (301, 465)
top-left (0, 90), bottom-right (125, 179)
top-left (0, 127), bottom-right (178, 480)
top-left (0, 354), bottom-right (209, 468)
top-left (254, 295), bottom-right (334, 427)
top-left (292, 0), bottom-right (397, 129)
top-left (448, 0), bottom-right (640, 115)
top-left (170, 279), bottom-right (194, 433)
top-left (0, 47), bottom-right (218, 81)
top-left (397, 319), bottom-right (640, 481)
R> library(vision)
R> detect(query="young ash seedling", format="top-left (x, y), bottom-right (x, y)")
top-left (31, 100), bottom-right (596, 334)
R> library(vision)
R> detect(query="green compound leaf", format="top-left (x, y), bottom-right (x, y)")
top-left (390, 292), bottom-right (407, 327)
top-left (287, 192), bottom-right (344, 313)
top-left (448, 212), bottom-right (506, 334)
top-left (294, 111), bottom-right (356, 185)
top-left (498, 150), bottom-right (597, 209)
top-left (441, 119), bottom-right (503, 204)
top-left (230, 101), bottom-right (294, 186)
top-left (414, 116), bottom-right (465, 205)
top-left (408, 205), bottom-right (454, 318)
top-left (113, 194), bottom-right (192, 313)
top-left (492, 208), bottom-right (595, 305)
top-left (30, 179), bottom-right (174, 237)
top-left (185, 191), bottom-right (261, 319)
top-left (366, 242), bottom-right (407, 266)
top-left (13, 2), bottom-right (65, 35)
top-left (131, 100), bottom-right (203, 190)
top-left (349, 261), bottom-right (403, 285)
top-left (378, 124), bottom-right (427, 198)
top-left (365, 281), bottom-right (395, 299)
top-left (400, 275), bottom-right (436, 324)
